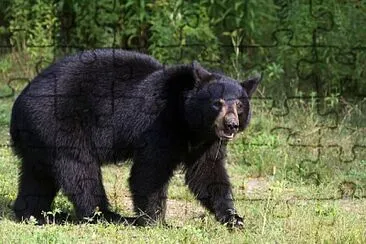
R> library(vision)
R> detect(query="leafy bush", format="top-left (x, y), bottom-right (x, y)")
top-left (2, 0), bottom-right (365, 97)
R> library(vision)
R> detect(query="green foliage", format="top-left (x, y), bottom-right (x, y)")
top-left (57, 0), bottom-right (122, 49)
top-left (8, 0), bottom-right (59, 64)
top-left (148, 1), bottom-right (220, 65)
top-left (2, 0), bottom-right (365, 97)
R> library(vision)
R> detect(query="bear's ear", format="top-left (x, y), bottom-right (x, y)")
top-left (192, 61), bottom-right (213, 87)
top-left (241, 73), bottom-right (262, 98)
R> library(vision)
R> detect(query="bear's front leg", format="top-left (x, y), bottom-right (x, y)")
top-left (129, 146), bottom-right (177, 226)
top-left (185, 145), bottom-right (244, 229)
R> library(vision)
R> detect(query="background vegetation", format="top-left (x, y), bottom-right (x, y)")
top-left (0, 0), bottom-right (365, 243)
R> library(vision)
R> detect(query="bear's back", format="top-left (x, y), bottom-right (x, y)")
top-left (10, 50), bottom-right (165, 156)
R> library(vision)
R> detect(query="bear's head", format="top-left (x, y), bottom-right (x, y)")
top-left (184, 61), bottom-right (261, 142)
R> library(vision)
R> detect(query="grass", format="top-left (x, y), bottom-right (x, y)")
top-left (0, 158), bottom-right (365, 243)
top-left (0, 58), bottom-right (366, 243)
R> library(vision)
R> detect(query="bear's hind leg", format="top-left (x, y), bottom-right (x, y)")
top-left (54, 155), bottom-right (116, 222)
top-left (14, 161), bottom-right (58, 224)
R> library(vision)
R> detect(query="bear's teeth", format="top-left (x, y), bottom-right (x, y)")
top-left (224, 133), bottom-right (234, 138)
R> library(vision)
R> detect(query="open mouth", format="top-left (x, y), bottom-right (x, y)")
top-left (216, 128), bottom-right (235, 140)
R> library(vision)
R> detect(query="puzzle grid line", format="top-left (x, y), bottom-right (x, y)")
top-left (0, 1), bottom-right (366, 205)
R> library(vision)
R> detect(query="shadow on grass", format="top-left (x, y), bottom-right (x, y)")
top-left (0, 197), bottom-right (156, 227)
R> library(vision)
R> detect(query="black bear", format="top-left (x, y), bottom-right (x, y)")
top-left (10, 49), bottom-right (261, 228)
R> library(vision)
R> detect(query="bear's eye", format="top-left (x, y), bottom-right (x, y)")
top-left (212, 99), bottom-right (224, 110)
top-left (236, 101), bottom-right (244, 113)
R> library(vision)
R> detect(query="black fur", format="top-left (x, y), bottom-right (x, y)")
top-left (10, 49), bottom-right (260, 227)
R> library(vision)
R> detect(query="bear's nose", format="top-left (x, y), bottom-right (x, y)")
top-left (224, 114), bottom-right (239, 133)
